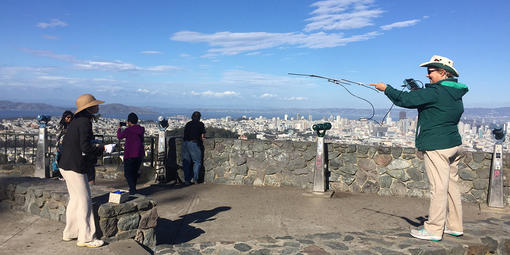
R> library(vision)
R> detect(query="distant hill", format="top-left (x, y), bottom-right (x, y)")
top-left (0, 100), bottom-right (159, 119)
top-left (0, 100), bottom-right (65, 112)
top-left (1, 100), bottom-right (510, 122)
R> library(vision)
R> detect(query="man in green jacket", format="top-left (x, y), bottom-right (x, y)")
top-left (370, 55), bottom-right (468, 241)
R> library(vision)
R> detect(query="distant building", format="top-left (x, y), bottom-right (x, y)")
top-left (399, 111), bottom-right (406, 120)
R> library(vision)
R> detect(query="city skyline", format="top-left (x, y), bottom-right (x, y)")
top-left (1, 0), bottom-right (509, 109)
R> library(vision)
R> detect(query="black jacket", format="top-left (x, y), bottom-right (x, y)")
top-left (59, 111), bottom-right (103, 173)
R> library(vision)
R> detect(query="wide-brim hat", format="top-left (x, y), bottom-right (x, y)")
top-left (75, 94), bottom-right (104, 114)
top-left (419, 55), bottom-right (459, 77)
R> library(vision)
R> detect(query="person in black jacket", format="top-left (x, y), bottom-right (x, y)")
top-left (58, 94), bottom-right (105, 248)
top-left (182, 111), bottom-right (206, 185)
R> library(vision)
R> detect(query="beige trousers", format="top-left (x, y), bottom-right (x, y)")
top-left (423, 146), bottom-right (463, 236)
top-left (60, 168), bottom-right (96, 243)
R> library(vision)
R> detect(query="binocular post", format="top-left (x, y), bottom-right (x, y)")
top-left (155, 116), bottom-right (169, 183)
top-left (312, 123), bottom-right (331, 193)
top-left (488, 142), bottom-right (505, 208)
top-left (35, 115), bottom-right (50, 178)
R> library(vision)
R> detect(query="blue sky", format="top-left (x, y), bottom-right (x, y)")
top-left (1, 0), bottom-right (509, 109)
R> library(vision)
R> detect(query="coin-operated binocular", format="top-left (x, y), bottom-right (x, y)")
top-left (36, 115), bottom-right (51, 128)
top-left (35, 115), bottom-right (51, 178)
top-left (312, 122), bottom-right (331, 192)
top-left (157, 116), bottom-right (169, 131)
top-left (488, 126), bottom-right (506, 208)
top-left (155, 116), bottom-right (169, 183)
top-left (312, 122), bottom-right (331, 137)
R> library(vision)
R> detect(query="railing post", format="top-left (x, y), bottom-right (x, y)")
top-left (14, 134), bottom-right (17, 163)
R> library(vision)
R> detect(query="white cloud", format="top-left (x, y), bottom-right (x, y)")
top-left (221, 69), bottom-right (318, 88)
top-left (285, 96), bottom-right (308, 101)
top-left (191, 90), bottom-right (240, 97)
top-left (137, 88), bottom-right (150, 93)
top-left (260, 93), bottom-right (277, 98)
top-left (171, 30), bottom-right (379, 57)
top-left (305, 0), bottom-right (383, 31)
top-left (380, 19), bottom-right (420, 30)
top-left (23, 48), bottom-right (180, 73)
top-left (141, 51), bottom-right (162, 54)
top-left (0, 66), bottom-right (54, 78)
top-left (36, 75), bottom-right (80, 84)
top-left (37, 19), bottom-right (68, 29)
top-left (75, 61), bottom-right (140, 71)
top-left (75, 60), bottom-right (180, 72)
top-left (145, 65), bottom-right (180, 71)
top-left (169, 0), bottom-right (389, 56)
top-left (23, 49), bottom-right (76, 62)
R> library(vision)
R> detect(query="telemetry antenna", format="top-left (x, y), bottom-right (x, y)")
top-left (288, 73), bottom-right (379, 93)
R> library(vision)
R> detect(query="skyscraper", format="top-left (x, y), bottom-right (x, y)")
top-left (399, 111), bottom-right (406, 120)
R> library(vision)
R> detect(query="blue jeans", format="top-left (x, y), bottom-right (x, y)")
top-left (182, 141), bottom-right (202, 183)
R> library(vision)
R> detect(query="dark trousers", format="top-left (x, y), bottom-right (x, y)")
top-left (124, 157), bottom-right (143, 194)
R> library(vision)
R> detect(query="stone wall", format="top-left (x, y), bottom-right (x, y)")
top-left (169, 138), bottom-right (510, 204)
top-left (0, 176), bottom-right (157, 248)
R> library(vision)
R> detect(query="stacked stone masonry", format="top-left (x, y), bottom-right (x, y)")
top-left (170, 138), bottom-right (510, 205)
top-left (0, 177), bottom-right (157, 248)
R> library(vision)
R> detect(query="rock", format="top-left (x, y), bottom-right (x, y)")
top-left (391, 147), bottom-right (402, 158)
top-left (339, 165), bottom-right (357, 175)
top-left (406, 167), bottom-right (422, 182)
top-left (374, 154), bottom-right (392, 166)
top-left (473, 179), bottom-right (489, 190)
top-left (234, 243), bottom-right (252, 252)
top-left (100, 217), bottom-right (118, 237)
top-left (358, 159), bottom-right (376, 172)
top-left (472, 152), bottom-right (486, 162)
top-left (379, 175), bottom-right (392, 188)
top-left (387, 159), bottom-right (411, 170)
top-left (118, 213), bottom-right (140, 231)
top-left (390, 181), bottom-right (407, 197)
top-left (362, 181), bottom-right (380, 193)
top-left (406, 181), bottom-right (428, 189)
top-left (459, 169), bottom-right (477, 181)
top-left (139, 208), bottom-right (158, 229)
top-left (476, 168), bottom-right (490, 179)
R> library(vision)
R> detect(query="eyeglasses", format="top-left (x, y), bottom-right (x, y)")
top-left (427, 69), bottom-right (440, 74)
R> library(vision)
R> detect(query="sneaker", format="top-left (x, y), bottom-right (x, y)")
top-left (410, 227), bottom-right (442, 241)
top-left (444, 227), bottom-right (463, 237)
top-left (62, 237), bottom-right (76, 242)
top-left (76, 239), bottom-right (104, 248)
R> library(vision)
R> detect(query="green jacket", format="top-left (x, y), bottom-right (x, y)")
top-left (384, 78), bottom-right (468, 151)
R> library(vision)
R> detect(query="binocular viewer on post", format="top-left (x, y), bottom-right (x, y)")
top-left (36, 115), bottom-right (51, 128)
top-left (492, 127), bottom-right (505, 142)
top-left (312, 122), bottom-right (331, 137)
top-left (157, 116), bottom-right (169, 131)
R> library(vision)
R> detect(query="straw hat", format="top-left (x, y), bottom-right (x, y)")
top-left (419, 55), bottom-right (459, 77)
top-left (75, 94), bottom-right (104, 114)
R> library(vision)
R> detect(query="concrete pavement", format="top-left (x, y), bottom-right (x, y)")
top-left (1, 181), bottom-right (509, 254)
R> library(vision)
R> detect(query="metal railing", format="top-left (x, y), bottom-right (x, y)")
top-left (0, 132), bottom-right (155, 167)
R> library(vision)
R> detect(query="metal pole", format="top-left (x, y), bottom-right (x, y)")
top-left (488, 143), bottom-right (505, 208)
top-left (313, 136), bottom-right (326, 192)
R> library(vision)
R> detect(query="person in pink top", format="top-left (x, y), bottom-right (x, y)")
top-left (117, 112), bottom-right (145, 194)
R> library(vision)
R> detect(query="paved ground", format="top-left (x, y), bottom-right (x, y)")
top-left (1, 181), bottom-right (509, 254)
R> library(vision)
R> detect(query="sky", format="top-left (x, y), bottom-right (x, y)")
top-left (1, 0), bottom-right (509, 110)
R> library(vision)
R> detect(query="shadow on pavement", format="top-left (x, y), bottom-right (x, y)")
top-left (155, 206), bottom-right (231, 245)
top-left (362, 207), bottom-right (428, 227)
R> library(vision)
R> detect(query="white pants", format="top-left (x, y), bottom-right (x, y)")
top-left (59, 168), bottom-right (96, 243)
